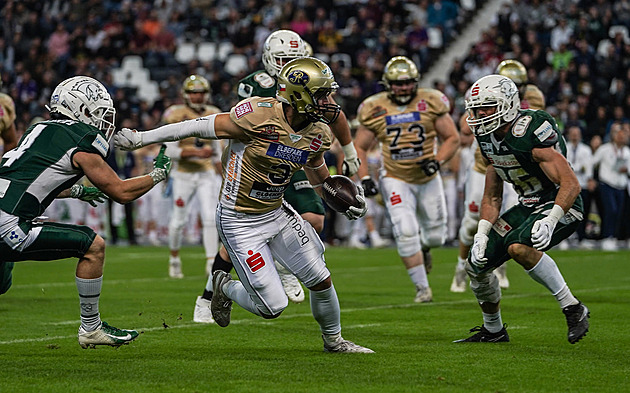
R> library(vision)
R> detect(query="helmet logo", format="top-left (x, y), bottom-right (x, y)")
top-left (471, 85), bottom-right (480, 96)
top-left (498, 78), bottom-right (517, 99)
top-left (74, 80), bottom-right (107, 102)
top-left (288, 70), bottom-right (309, 85)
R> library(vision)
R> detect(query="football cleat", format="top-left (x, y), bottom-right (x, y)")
top-left (494, 264), bottom-right (509, 289)
top-left (78, 321), bottom-right (139, 349)
top-left (275, 262), bottom-right (305, 304)
top-left (453, 324), bottom-right (509, 343)
top-left (193, 296), bottom-right (215, 324)
top-left (169, 258), bottom-right (184, 279)
top-left (422, 249), bottom-right (432, 274)
top-left (323, 335), bottom-right (374, 353)
top-left (414, 286), bottom-right (433, 303)
top-left (211, 271), bottom-right (233, 327)
top-left (563, 301), bottom-right (590, 344)
top-left (450, 266), bottom-right (467, 293)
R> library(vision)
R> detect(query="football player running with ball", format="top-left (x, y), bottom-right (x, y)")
top-left (115, 57), bottom-right (373, 353)
top-left (192, 30), bottom-right (360, 323)
top-left (454, 75), bottom-right (589, 344)
top-left (0, 76), bottom-right (172, 348)
top-left (354, 56), bottom-right (460, 303)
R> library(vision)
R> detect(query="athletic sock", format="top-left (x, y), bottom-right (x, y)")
top-left (407, 265), bottom-right (429, 288)
top-left (527, 253), bottom-right (578, 308)
top-left (76, 276), bottom-right (102, 332)
top-left (482, 311), bottom-right (503, 333)
top-left (310, 284), bottom-right (341, 335)
top-left (212, 251), bottom-right (233, 274)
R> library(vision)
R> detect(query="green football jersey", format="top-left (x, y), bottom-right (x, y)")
top-left (476, 110), bottom-right (567, 206)
top-left (0, 119), bottom-right (109, 219)
top-left (237, 70), bottom-right (277, 100)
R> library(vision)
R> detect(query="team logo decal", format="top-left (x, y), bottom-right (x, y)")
top-left (73, 79), bottom-right (108, 102)
top-left (260, 125), bottom-right (279, 141)
top-left (498, 78), bottom-right (518, 99)
top-left (512, 116), bottom-right (531, 137)
top-left (309, 133), bottom-right (323, 151)
top-left (288, 70), bottom-right (309, 85)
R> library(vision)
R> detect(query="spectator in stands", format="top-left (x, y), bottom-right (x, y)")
top-left (566, 126), bottom-right (595, 245)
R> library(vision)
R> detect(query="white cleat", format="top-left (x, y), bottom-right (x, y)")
top-left (494, 264), bottom-right (509, 289)
top-left (323, 335), bottom-right (374, 353)
top-left (414, 286), bottom-right (433, 303)
top-left (169, 258), bottom-right (184, 279)
top-left (450, 267), bottom-right (467, 293)
top-left (193, 296), bottom-right (215, 323)
top-left (276, 262), bottom-right (305, 304)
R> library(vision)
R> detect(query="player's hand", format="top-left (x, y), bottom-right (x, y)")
top-left (70, 184), bottom-right (108, 207)
top-left (341, 143), bottom-right (360, 177)
top-left (361, 176), bottom-right (378, 197)
top-left (420, 159), bottom-right (440, 177)
top-left (149, 145), bottom-right (172, 185)
top-left (343, 185), bottom-right (367, 220)
top-left (470, 233), bottom-right (489, 270)
top-left (114, 128), bottom-right (143, 151)
top-left (531, 216), bottom-right (557, 250)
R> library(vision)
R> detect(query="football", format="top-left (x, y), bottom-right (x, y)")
top-left (322, 175), bottom-right (360, 213)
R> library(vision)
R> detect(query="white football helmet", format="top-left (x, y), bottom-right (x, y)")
top-left (49, 76), bottom-right (116, 141)
top-left (262, 30), bottom-right (308, 77)
top-left (465, 75), bottom-right (520, 136)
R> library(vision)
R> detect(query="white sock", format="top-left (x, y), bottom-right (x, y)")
top-left (223, 280), bottom-right (262, 316)
top-left (456, 256), bottom-right (467, 271)
top-left (310, 284), bottom-right (341, 336)
top-left (407, 265), bottom-right (429, 288)
top-left (527, 253), bottom-right (578, 308)
top-left (76, 276), bottom-right (102, 331)
top-left (483, 311), bottom-right (503, 333)
top-left (169, 255), bottom-right (181, 264)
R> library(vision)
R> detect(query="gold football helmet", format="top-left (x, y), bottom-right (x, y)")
top-left (382, 56), bottom-right (420, 105)
top-left (276, 57), bottom-right (340, 125)
top-left (182, 74), bottom-right (210, 110)
top-left (496, 59), bottom-right (528, 86)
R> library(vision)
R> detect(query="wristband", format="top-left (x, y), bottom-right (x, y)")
top-left (477, 219), bottom-right (493, 236)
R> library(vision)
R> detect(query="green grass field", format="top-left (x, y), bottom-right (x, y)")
top-left (1, 245), bottom-right (629, 392)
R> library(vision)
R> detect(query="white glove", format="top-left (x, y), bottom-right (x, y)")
top-left (470, 233), bottom-right (489, 270)
top-left (341, 142), bottom-right (360, 177)
top-left (531, 204), bottom-right (564, 250)
top-left (344, 185), bottom-right (367, 220)
top-left (114, 128), bottom-right (143, 150)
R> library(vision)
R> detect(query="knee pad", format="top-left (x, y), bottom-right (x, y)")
top-left (458, 213), bottom-right (479, 246)
top-left (420, 225), bottom-right (446, 249)
top-left (395, 233), bottom-right (421, 257)
top-left (466, 262), bottom-right (501, 304)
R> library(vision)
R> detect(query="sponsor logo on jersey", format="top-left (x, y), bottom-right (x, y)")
top-left (246, 250), bottom-right (265, 272)
top-left (480, 142), bottom-right (494, 155)
top-left (440, 94), bottom-right (451, 109)
top-left (234, 102), bottom-right (253, 118)
top-left (91, 134), bottom-right (109, 157)
top-left (390, 146), bottom-right (423, 161)
top-left (223, 150), bottom-right (242, 200)
top-left (259, 126), bottom-right (279, 141)
top-left (521, 196), bottom-right (541, 207)
top-left (175, 197), bottom-right (185, 207)
top-left (487, 154), bottom-right (519, 168)
top-left (534, 121), bottom-right (554, 142)
top-left (286, 213), bottom-right (311, 246)
top-left (417, 100), bottom-right (427, 112)
top-left (390, 192), bottom-right (402, 206)
top-left (385, 112), bottom-right (420, 125)
top-left (266, 143), bottom-right (309, 164)
top-left (257, 102), bottom-right (273, 107)
top-left (512, 116), bottom-right (532, 137)
top-left (468, 200), bottom-right (479, 213)
top-left (493, 218), bottom-right (512, 237)
top-left (289, 134), bottom-right (302, 142)
top-left (293, 180), bottom-right (312, 190)
top-left (249, 181), bottom-right (288, 200)
top-left (3, 227), bottom-right (26, 249)
top-left (371, 106), bottom-right (387, 118)
top-left (309, 134), bottom-right (323, 152)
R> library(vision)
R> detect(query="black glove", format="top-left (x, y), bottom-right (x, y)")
top-left (420, 159), bottom-right (440, 177)
top-left (361, 176), bottom-right (379, 197)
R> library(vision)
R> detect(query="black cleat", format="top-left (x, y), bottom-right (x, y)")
top-left (563, 301), bottom-right (590, 344)
top-left (453, 324), bottom-right (509, 343)
top-left (422, 249), bottom-right (432, 274)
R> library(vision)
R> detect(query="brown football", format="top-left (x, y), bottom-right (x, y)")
top-left (322, 175), bottom-right (360, 213)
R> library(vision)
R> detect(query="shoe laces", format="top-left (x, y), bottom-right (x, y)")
top-left (101, 322), bottom-right (127, 335)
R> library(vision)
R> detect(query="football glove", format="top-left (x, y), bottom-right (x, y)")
top-left (70, 184), bottom-right (107, 207)
top-left (531, 205), bottom-right (564, 250)
top-left (420, 159), bottom-right (440, 177)
top-left (343, 185), bottom-right (367, 220)
top-left (148, 145), bottom-right (172, 185)
top-left (114, 127), bottom-right (143, 151)
top-left (341, 143), bottom-right (360, 177)
top-left (470, 232), bottom-right (489, 270)
top-left (361, 176), bottom-right (379, 197)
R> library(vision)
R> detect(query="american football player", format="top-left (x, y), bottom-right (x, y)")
top-left (162, 75), bottom-right (222, 279)
top-left (0, 76), bottom-right (172, 348)
top-left (115, 57), bottom-right (373, 353)
top-left (354, 56), bottom-right (460, 303)
top-left (454, 75), bottom-right (589, 344)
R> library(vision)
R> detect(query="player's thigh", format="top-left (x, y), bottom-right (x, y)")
top-left (380, 176), bottom-right (419, 238)
top-left (416, 175), bottom-right (448, 232)
top-left (284, 170), bottom-right (325, 215)
top-left (464, 170), bottom-right (485, 215)
top-left (196, 173), bottom-right (220, 223)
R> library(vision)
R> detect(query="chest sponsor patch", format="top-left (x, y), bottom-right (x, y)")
top-left (234, 102), bottom-right (253, 119)
top-left (266, 143), bottom-right (309, 164)
top-left (512, 116), bottom-right (531, 137)
top-left (480, 141), bottom-right (494, 155)
top-left (487, 154), bottom-right (519, 168)
top-left (492, 218), bottom-right (512, 237)
top-left (385, 112), bottom-right (420, 126)
top-left (309, 134), bottom-right (323, 152)
top-left (249, 181), bottom-right (288, 200)
top-left (534, 121), bottom-right (554, 142)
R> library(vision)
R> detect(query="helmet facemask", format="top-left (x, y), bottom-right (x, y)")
top-left (182, 75), bottom-right (211, 111)
top-left (382, 56), bottom-right (420, 106)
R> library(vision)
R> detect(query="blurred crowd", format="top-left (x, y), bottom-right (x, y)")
top-left (1, 0), bottom-right (630, 250)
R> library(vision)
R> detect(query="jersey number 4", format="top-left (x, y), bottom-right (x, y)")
top-left (2, 124), bottom-right (46, 167)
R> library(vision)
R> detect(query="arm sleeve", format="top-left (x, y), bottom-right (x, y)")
top-left (142, 115), bottom-right (217, 145)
